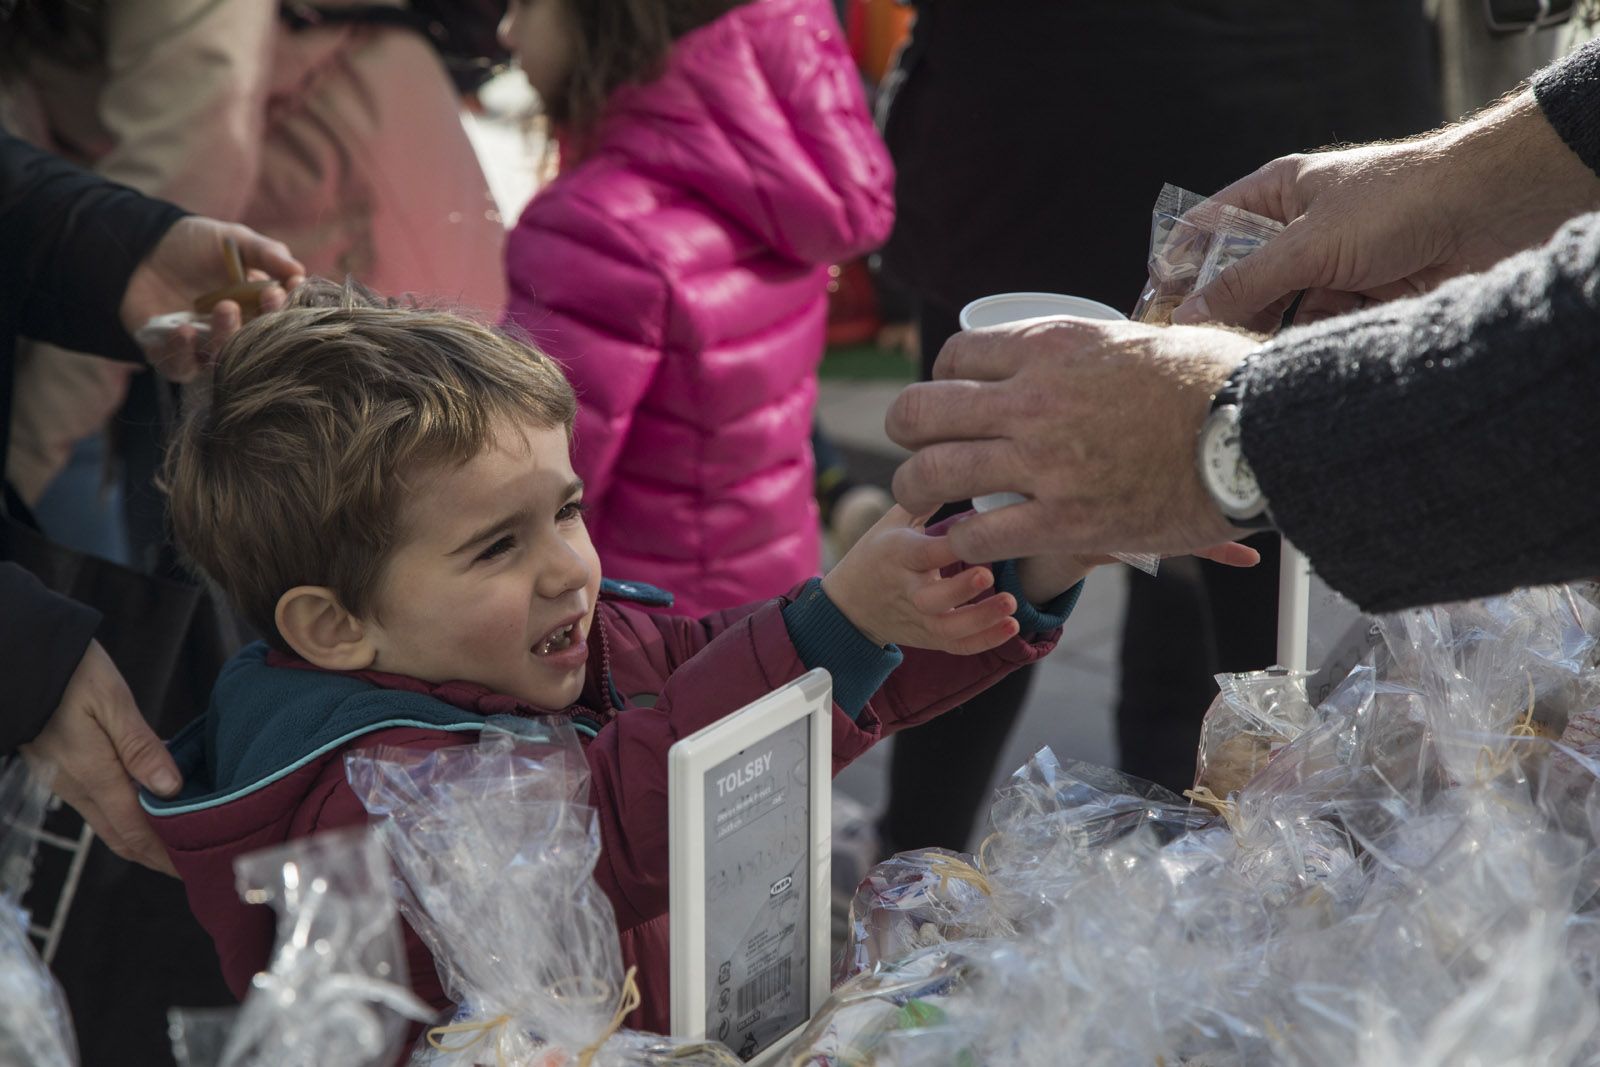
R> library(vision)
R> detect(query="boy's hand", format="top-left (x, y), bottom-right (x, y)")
top-left (1014, 552), bottom-right (1108, 607)
top-left (822, 506), bottom-right (1021, 655)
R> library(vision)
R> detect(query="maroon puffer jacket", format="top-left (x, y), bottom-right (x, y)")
top-left (146, 582), bottom-right (1058, 1033)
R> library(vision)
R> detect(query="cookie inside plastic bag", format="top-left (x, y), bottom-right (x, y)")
top-left (1191, 668), bottom-right (1318, 804)
top-left (836, 848), bottom-right (1013, 983)
top-left (793, 942), bottom-right (982, 1067)
top-left (1132, 183), bottom-right (1285, 327)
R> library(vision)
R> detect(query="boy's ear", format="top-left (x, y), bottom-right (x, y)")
top-left (275, 586), bottom-right (378, 671)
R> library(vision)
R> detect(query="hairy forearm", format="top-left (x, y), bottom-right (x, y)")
top-left (1431, 90), bottom-right (1600, 259)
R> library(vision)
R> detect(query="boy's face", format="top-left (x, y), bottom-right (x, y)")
top-left (366, 418), bottom-right (602, 710)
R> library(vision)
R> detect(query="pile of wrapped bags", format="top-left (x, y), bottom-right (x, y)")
top-left (10, 583), bottom-right (1600, 1066)
top-left (799, 584), bottom-right (1600, 1066)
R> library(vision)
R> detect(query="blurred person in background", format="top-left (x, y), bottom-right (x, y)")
top-left (860, 1), bottom-right (1442, 880)
top-left (0, 0), bottom-right (506, 574)
top-left (1431, 0), bottom-right (1561, 119)
top-left (1560, 3), bottom-right (1600, 50)
top-left (1, 135), bottom-right (301, 867)
top-left (498, 0), bottom-right (894, 615)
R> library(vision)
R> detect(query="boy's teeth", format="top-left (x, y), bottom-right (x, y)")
top-left (537, 625), bottom-right (574, 655)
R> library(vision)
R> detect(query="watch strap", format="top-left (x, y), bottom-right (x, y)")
top-left (1207, 358), bottom-right (1273, 530)
top-left (1211, 357), bottom-right (1251, 414)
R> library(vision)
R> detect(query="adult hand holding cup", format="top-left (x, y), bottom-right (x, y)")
top-left (955, 293), bottom-right (1161, 575)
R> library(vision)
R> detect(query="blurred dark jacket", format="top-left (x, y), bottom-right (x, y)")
top-left (881, 0), bottom-right (1442, 313)
top-left (0, 130), bottom-right (182, 752)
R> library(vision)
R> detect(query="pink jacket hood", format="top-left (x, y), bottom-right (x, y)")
top-left (593, 0), bottom-right (894, 264)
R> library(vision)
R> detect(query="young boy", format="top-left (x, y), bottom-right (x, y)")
top-left (145, 282), bottom-right (1092, 1032)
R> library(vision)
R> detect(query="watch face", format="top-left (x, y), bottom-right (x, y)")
top-left (1199, 406), bottom-right (1264, 519)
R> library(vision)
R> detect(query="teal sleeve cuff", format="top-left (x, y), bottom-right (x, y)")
top-left (993, 561), bottom-right (1083, 635)
top-left (782, 578), bottom-right (904, 720)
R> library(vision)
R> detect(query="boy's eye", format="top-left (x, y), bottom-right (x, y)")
top-left (557, 500), bottom-right (588, 523)
top-left (476, 535), bottom-right (516, 562)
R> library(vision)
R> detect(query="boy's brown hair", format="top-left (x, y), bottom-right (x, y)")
top-left (166, 279), bottom-right (577, 650)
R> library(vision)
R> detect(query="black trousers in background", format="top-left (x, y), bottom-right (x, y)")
top-left (1115, 534), bottom-right (1281, 794)
top-left (880, 0), bottom-right (1439, 804)
top-left (879, 303), bottom-right (1036, 855)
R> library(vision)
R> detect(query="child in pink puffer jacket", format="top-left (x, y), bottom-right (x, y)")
top-left (499, 0), bottom-right (894, 615)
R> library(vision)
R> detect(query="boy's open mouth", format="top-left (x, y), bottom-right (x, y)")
top-left (533, 620), bottom-right (581, 656)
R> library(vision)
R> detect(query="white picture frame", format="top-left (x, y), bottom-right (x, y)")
top-left (669, 668), bottom-right (833, 1064)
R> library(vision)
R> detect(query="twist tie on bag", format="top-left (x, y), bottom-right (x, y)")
top-left (575, 966), bottom-right (641, 1067)
top-left (423, 968), bottom-right (640, 1067)
top-left (971, 835), bottom-right (1022, 934)
top-left (1182, 786), bottom-right (1239, 829)
top-left (550, 975), bottom-right (614, 1005)
top-left (427, 1013), bottom-right (514, 1065)
top-left (924, 853), bottom-right (994, 898)
top-left (1473, 675), bottom-right (1539, 786)
top-left (976, 832), bottom-right (1005, 876)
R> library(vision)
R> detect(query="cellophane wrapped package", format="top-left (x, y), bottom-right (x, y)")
top-left (1191, 669), bottom-right (1318, 804)
top-left (1131, 183), bottom-right (1285, 327)
top-left (797, 583), bottom-right (1600, 1065)
top-left (168, 827), bottom-right (433, 1067)
top-left (980, 749), bottom-right (1215, 921)
top-left (345, 719), bottom-right (741, 1067)
top-left (794, 941), bottom-right (984, 1067)
top-left (0, 758), bottom-right (75, 1067)
top-left (835, 849), bottom-right (1012, 982)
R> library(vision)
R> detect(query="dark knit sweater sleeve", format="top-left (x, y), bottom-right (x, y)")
top-left (1239, 211), bottom-right (1600, 614)
top-left (1, 130), bottom-right (186, 363)
top-left (1533, 39), bottom-right (1600, 178)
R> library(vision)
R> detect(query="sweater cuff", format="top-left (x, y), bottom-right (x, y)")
top-left (782, 579), bottom-right (904, 720)
top-left (992, 561), bottom-right (1082, 634)
top-left (1533, 39), bottom-right (1600, 179)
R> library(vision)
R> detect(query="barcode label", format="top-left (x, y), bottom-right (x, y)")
top-left (736, 957), bottom-right (792, 1017)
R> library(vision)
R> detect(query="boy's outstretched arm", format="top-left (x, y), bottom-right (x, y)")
top-left (584, 508), bottom-right (1078, 928)
top-left (813, 507), bottom-right (1259, 734)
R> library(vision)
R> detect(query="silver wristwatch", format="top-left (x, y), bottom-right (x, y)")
top-left (1197, 361), bottom-right (1272, 529)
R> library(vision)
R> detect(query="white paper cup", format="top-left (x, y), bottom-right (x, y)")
top-left (958, 293), bottom-right (1127, 512)
top-left (958, 292), bottom-right (1127, 332)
